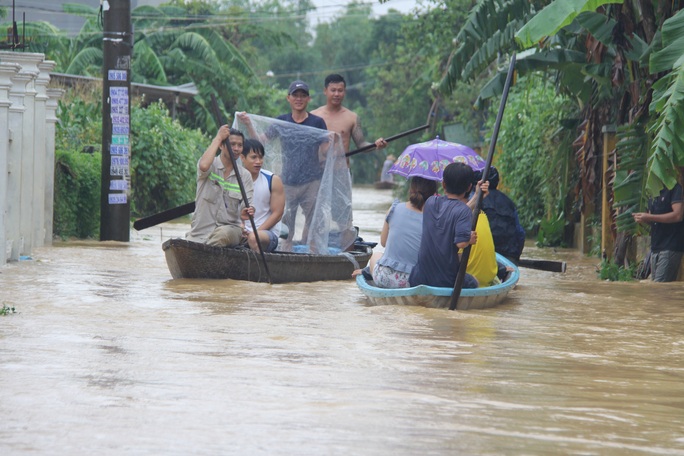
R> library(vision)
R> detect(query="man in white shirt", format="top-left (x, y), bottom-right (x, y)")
top-left (240, 138), bottom-right (285, 252)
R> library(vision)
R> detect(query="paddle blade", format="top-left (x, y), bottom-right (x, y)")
top-left (518, 258), bottom-right (566, 273)
top-left (133, 201), bottom-right (195, 231)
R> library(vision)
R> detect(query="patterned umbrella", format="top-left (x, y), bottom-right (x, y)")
top-left (388, 137), bottom-right (485, 181)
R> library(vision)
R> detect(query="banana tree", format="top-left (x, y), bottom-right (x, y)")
top-left (436, 0), bottom-right (684, 264)
top-left (9, 3), bottom-right (104, 75)
top-left (129, 3), bottom-right (261, 131)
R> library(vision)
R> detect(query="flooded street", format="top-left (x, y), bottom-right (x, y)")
top-left (1, 186), bottom-right (683, 455)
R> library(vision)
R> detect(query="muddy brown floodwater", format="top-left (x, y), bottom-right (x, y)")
top-left (1, 186), bottom-right (683, 455)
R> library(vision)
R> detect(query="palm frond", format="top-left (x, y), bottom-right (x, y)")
top-left (461, 20), bottom-right (524, 81)
top-left (646, 10), bottom-right (684, 194)
top-left (132, 5), bottom-right (172, 32)
top-left (191, 27), bottom-right (255, 78)
top-left (647, 66), bottom-right (684, 192)
top-left (473, 48), bottom-right (586, 107)
top-left (515, 0), bottom-right (624, 49)
top-left (612, 123), bottom-right (649, 233)
top-left (62, 3), bottom-right (98, 17)
top-left (575, 10), bottom-right (648, 62)
top-left (132, 41), bottom-right (168, 85)
top-left (649, 9), bottom-right (684, 73)
top-left (438, 0), bottom-right (531, 94)
top-left (172, 32), bottom-right (221, 68)
top-left (64, 47), bottom-right (103, 76)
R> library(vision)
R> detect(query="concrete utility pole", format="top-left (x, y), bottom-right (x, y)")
top-left (100, 0), bottom-right (132, 241)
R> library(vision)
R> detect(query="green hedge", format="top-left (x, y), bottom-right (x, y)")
top-left (130, 101), bottom-right (206, 217)
top-left (53, 150), bottom-right (101, 239)
top-left (53, 90), bottom-right (209, 239)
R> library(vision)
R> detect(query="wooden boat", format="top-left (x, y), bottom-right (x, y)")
top-left (356, 253), bottom-right (519, 310)
top-left (162, 238), bottom-right (372, 283)
top-left (374, 181), bottom-right (396, 190)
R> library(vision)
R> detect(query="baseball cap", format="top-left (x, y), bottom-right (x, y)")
top-left (288, 80), bottom-right (309, 96)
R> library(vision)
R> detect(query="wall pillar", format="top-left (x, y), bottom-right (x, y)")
top-left (32, 60), bottom-right (55, 248)
top-left (45, 87), bottom-right (63, 245)
top-left (0, 63), bottom-right (21, 265)
top-left (6, 70), bottom-right (30, 261)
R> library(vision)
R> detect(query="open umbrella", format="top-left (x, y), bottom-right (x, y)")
top-left (388, 137), bottom-right (485, 181)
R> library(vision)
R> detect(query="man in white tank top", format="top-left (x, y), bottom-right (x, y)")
top-left (240, 139), bottom-right (285, 252)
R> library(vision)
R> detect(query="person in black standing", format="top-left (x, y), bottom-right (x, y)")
top-left (633, 181), bottom-right (684, 282)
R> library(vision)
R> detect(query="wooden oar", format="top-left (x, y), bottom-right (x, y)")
top-left (209, 95), bottom-right (272, 284)
top-left (344, 124), bottom-right (429, 157)
top-left (449, 54), bottom-right (517, 311)
top-left (518, 258), bottom-right (566, 273)
top-left (133, 201), bottom-right (195, 231)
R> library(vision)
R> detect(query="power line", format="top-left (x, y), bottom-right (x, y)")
top-left (3, 4), bottom-right (406, 26)
top-left (3, 10), bottom-right (406, 40)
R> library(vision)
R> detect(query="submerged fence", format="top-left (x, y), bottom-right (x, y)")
top-left (1, 51), bottom-right (63, 265)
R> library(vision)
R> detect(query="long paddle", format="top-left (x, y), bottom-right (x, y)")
top-left (133, 201), bottom-right (195, 231)
top-left (518, 258), bottom-right (566, 273)
top-left (134, 123), bottom-right (431, 230)
top-left (344, 124), bottom-right (429, 157)
top-left (449, 54), bottom-right (517, 311)
top-left (209, 95), bottom-right (272, 284)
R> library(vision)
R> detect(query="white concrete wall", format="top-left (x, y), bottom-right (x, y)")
top-left (0, 52), bottom-right (62, 264)
top-left (6, 69), bottom-right (29, 261)
top-left (0, 63), bottom-right (21, 265)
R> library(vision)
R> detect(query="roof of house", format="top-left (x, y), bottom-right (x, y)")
top-left (50, 72), bottom-right (198, 104)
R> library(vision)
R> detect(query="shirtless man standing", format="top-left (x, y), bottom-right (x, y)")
top-left (311, 74), bottom-right (387, 247)
top-left (312, 74), bottom-right (387, 166)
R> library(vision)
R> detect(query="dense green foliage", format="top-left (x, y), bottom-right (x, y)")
top-left (491, 76), bottom-right (577, 237)
top-left (130, 101), bottom-right (207, 216)
top-left (438, 0), bottom-right (684, 266)
top-left (55, 87), bottom-right (102, 154)
top-left (53, 149), bottom-right (102, 239)
top-left (53, 86), bottom-right (207, 238)
top-left (598, 259), bottom-right (636, 282)
top-left (53, 87), bottom-right (103, 239)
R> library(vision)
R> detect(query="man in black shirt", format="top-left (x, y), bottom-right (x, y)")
top-left (633, 183), bottom-right (684, 282)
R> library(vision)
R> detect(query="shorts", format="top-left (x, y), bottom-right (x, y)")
top-left (651, 250), bottom-right (683, 282)
top-left (265, 230), bottom-right (279, 252)
top-left (206, 225), bottom-right (243, 247)
top-left (372, 263), bottom-right (411, 288)
top-left (463, 273), bottom-right (479, 289)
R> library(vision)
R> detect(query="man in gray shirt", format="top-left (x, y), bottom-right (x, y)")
top-left (186, 126), bottom-right (254, 246)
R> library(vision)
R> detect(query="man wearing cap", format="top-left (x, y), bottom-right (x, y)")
top-left (238, 80), bottom-right (329, 250)
top-left (279, 80), bottom-right (327, 131)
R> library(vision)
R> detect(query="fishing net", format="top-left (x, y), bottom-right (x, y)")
top-left (233, 113), bottom-right (355, 254)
